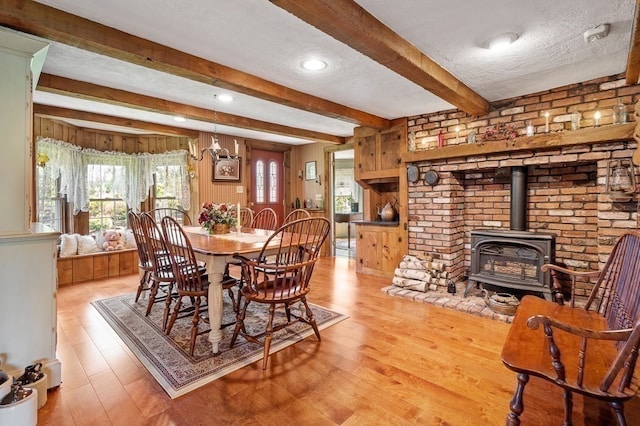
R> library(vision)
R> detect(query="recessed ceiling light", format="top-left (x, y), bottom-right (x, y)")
top-left (483, 32), bottom-right (519, 51)
top-left (217, 94), bottom-right (234, 102)
top-left (173, 116), bottom-right (186, 122)
top-left (301, 58), bottom-right (327, 71)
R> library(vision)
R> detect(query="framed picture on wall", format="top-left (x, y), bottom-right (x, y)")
top-left (212, 157), bottom-right (241, 182)
top-left (305, 161), bottom-right (316, 181)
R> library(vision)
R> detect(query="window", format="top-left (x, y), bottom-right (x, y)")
top-left (268, 160), bottom-right (278, 203)
top-left (87, 164), bottom-right (128, 232)
top-left (154, 165), bottom-right (185, 210)
top-left (255, 160), bottom-right (265, 203)
top-left (36, 166), bottom-right (65, 232)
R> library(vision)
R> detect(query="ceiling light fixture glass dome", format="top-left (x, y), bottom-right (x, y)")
top-left (217, 94), bottom-right (234, 102)
top-left (301, 58), bottom-right (327, 71)
top-left (483, 32), bottom-right (519, 51)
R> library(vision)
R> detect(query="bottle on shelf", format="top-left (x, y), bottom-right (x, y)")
top-left (612, 99), bottom-right (626, 125)
top-left (295, 197), bottom-right (300, 209)
top-left (437, 129), bottom-right (444, 148)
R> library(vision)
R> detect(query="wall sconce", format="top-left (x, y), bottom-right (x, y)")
top-left (316, 174), bottom-right (322, 185)
top-left (605, 159), bottom-right (637, 201)
top-left (36, 152), bottom-right (49, 168)
top-left (297, 170), bottom-right (303, 180)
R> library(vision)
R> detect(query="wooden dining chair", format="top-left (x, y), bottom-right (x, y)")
top-left (239, 207), bottom-right (253, 228)
top-left (283, 208), bottom-right (310, 224)
top-left (150, 207), bottom-right (192, 225)
top-left (160, 216), bottom-right (210, 356)
top-left (128, 211), bottom-right (153, 303)
top-left (230, 217), bottom-right (331, 369)
top-left (501, 231), bottom-right (640, 426)
top-left (139, 213), bottom-right (177, 328)
top-left (251, 207), bottom-right (278, 230)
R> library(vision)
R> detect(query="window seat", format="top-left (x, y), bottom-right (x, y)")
top-left (57, 248), bottom-right (139, 285)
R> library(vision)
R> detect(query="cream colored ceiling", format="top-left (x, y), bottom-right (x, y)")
top-left (27, 0), bottom-right (636, 144)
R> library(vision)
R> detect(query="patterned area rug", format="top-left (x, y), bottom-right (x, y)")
top-left (91, 292), bottom-right (348, 399)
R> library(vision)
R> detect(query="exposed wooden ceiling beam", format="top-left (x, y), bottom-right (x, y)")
top-left (626, 0), bottom-right (640, 84)
top-left (37, 74), bottom-right (346, 144)
top-left (0, 0), bottom-right (389, 130)
top-left (270, 0), bottom-right (490, 116)
top-left (34, 104), bottom-right (200, 138)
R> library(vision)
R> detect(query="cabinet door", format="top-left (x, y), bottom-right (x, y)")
top-left (380, 129), bottom-right (402, 171)
top-left (381, 229), bottom-right (403, 274)
top-left (356, 229), bottom-right (381, 274)
top-left (357, 134), bottom-right (377, 174)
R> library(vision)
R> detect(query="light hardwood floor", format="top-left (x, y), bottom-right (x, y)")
top-left (38, 257), bottom-right (639, 425)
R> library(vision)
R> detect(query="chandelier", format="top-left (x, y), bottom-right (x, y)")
top-left (187, 96), bottom-right (239, 162)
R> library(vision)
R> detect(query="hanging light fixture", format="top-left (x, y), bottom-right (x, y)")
top-left (605, 159), bottom-right (637, 202)
top-left (188, 95), bottom-right (239, 162)
top-left (36, 152), bottom-right (49, 168)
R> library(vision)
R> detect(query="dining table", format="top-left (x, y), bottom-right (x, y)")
top-left (181, 225), bottom-right (286, 354)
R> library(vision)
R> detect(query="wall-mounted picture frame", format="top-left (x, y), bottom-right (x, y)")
top-left (305, 161), bottom-right (316, 181)
top-left (212, 157), bottom-right (241, 182)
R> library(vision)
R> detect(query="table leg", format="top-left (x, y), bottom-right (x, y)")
top-left (347, 222), bottom-right (351, 248)
top-left (195, 253), bottom-right (224, 354)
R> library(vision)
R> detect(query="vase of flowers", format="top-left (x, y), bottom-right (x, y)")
top-left (198, 202), bottom-right (238, 234)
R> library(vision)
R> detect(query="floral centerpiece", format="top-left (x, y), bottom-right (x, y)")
top-left (198, 202), bottom-right (237, 234)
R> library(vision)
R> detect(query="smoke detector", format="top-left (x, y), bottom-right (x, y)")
top-left (583, 24), bottom-right (610, 43)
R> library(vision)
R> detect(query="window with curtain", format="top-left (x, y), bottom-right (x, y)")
top-left (36, 165), bottom-right (65, 232)
top-left (153, 164), bottom-right (186, 210)
top-left (35, 137), bottom-right (190, 231)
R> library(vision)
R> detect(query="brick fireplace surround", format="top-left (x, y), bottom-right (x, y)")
top-left (406, 73), bottom-right (639, 302)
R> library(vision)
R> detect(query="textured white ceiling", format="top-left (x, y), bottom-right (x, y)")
top-left (30, 0), bottom-right (635, 143)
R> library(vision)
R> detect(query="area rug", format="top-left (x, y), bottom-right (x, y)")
top-left (91, 292), bottom-right (348, 398)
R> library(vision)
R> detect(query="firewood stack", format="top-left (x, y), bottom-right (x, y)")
top-left (391, 254), bottom-right (448, 292)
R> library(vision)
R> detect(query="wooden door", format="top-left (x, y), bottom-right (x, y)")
top-left (250, 149), bottom-right (285, 225)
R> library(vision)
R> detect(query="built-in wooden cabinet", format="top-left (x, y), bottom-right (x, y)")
top-left (354, 119), bottom-right (408, 278)
top-left (356, 223), bottom-right (404, 278)
top-left (57, 249), bottom-right (138, 285)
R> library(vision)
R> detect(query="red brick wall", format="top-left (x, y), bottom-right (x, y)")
top-left (406, 73), bottom-right (639, 300)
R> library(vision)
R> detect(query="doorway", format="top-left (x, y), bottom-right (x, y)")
top-left (332, 149), bottom-right (362, 258)
top-left (250, 149), bottom-right (285, 225)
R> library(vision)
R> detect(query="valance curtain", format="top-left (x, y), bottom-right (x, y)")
top-left (37, 137), bottom-right (190, 214)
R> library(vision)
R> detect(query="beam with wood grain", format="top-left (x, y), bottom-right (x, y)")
top-left (36, 74), bottom-right (346, 144)
top-left (0, 0), bottom-right (389, 130)
top-left (626, 0), bottom-right (640, 84)
top-left (270, 0), bottom-right (490, 116)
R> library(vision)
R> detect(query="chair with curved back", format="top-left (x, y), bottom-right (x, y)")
top-left (150, 207), bottom-right (192, 226)
top-left (251, 208), bottom-right (278, 230)
top-left (139, 212), bottom-right (177, 329)
top-left (128, 211), bottom-right (154, 303)
top-left (160, 216), bottom-right (210, 356)
top-left (283, 208), bottom-right (310, 225)
top-left (239, 207), bottom-right (254, 228)
top-left (501, 231), bottom-right (640, 425)
top-left (230, 217), bottom-right (331, 369)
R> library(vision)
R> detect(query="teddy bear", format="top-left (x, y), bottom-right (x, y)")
top-left (102, 230), bottom-right (125, 251)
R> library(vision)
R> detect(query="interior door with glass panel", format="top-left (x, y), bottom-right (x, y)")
top-left (250, 149), bottom-right (284, 226)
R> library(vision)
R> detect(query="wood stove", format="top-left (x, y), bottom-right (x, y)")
top-left (466, 166), bottom-right (558, 300)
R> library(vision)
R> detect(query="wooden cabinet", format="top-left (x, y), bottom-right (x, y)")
top-left (356, 224), bottom-right (404, 277)
top-left (355, 124), bottom-right (404, 182)
top-left (57, 249), bottom-right (139, 285)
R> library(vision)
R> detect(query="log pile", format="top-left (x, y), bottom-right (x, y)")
top-left (392, 254), bottom-right (448, 292)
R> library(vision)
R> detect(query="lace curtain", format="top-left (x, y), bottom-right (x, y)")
top-left (37, 137), bottom-right (190, 214)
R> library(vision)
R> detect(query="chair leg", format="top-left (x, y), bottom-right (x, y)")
top-left (609, 401), bottom-right (626, 426)
top-left (506, 373), bottom-right (529, 426)
top-left (562, 390), bottom-right (573, 426)
top-left (165, 296), bottom-right (183, 336)
top-left (135, 270), bottom-right (150, 302)
top-left (230, 300), bottom-right (249, 348)
top-left (146, 279), bottom-right (159, 316)
top-left (301, 297), bottom-right (321, 340)
top-left (262, 304), bottom-right (276, 370)
top-left (162, 282), bottom-right (174, 332)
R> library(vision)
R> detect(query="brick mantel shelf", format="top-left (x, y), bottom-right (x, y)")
top-left (400, 122), bottom-right (634, 164)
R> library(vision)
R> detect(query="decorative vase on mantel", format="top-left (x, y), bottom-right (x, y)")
top-left (211, 223), bottom-right (230, 234)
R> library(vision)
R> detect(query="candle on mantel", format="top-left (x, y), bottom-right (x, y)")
top-left (234, 139), bottom-right (239, 156)
top-left (544, 112), bottom-right (550, 133)
top-left (455, 126), bottom-right (460, 142)
top-left (594, 110), bottom-right (601, 127)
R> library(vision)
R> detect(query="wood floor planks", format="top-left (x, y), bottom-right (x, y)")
top-left (36, 256), bottom-right (640, 425)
